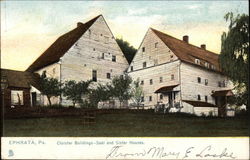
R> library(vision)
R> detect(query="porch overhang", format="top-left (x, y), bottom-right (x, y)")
top-left (154, 84), bottom-right (179, 93)
top-left (183, 100), bottom-right (216, 107)
top-left (211, 90), bottom-right (234, 97)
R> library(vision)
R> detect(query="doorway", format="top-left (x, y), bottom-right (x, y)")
top-left (31, 92), bottom-right (37, 107)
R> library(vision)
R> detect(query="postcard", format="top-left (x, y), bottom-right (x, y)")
top-left (1, 1), bottom-right (249, 159)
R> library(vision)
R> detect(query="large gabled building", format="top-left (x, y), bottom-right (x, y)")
top-left (127, 28), bottom-right (233, 116)
top-left (26, 15), bottom-right (128, 106)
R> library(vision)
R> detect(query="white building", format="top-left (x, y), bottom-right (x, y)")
top-left (26, 15), bottom-right (128, 106)
top-left (127, 28), bottom-right (234, 116)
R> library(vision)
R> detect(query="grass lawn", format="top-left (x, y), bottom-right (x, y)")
top-left (3, 112), bottom-right (249, 137)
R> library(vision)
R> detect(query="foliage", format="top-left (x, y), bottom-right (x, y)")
top-left (219, 12), bottom-right (249, 107)
top-left (109, 74), bottom-right (133, 108)
top-left (88, 84), bottom-right (112, 108)
top-left (130, 79), bottom-right (144, 109)
top-left (63, 80), bottom-right (92, 107)
top-left (116, 38), bottom-right (137, 64)
top-left (39, 72), bottom-right (62, 106)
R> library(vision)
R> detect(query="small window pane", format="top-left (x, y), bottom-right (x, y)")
top-left (197, 95), bottom-right (201, 101)
top-left (112, 55), bottom-right (116, 62)
top-left (150, 79), bottom-right (153, 85)
top-left (92, 70), bottom-right (97, 82)
top-left (11, 90), bottom-right (24, 105)
top-left (197, 77), bottom-right (201, 83)
top-left (142, 47), bottom-right (145, 52)
top-left (107, 73), bottom-right (111, 79)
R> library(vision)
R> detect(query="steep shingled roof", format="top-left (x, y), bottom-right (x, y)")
top-left (151, 28), bottom-right (221, 72)
top-left (26, 15), bottom-right (102, 72)
top-left (1, 69), bottom-right (41, 89)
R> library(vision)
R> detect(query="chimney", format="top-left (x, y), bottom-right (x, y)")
top-left (183, 35), bottom-right (189, 43)
top-left (201, 44), bottom-right (206, 50)
top-left (77, 22), bottom-right (84, 27)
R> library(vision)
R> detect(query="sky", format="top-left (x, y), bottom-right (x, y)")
top-left (1, 0), bottom-right (249, 71)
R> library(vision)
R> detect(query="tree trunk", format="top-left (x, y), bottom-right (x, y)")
top-left (47, 95), bottom-right (52, 106)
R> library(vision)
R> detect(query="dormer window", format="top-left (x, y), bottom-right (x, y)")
top-left (195, 59), bottom-right (200, 65)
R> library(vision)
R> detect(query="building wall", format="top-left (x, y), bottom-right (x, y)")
top-left (128, 60), bottom-right (181, 108)
top-left (180, 62), bottom-right (233, 104)
top-left (128, 28), bottom-right (178, 72)
top-left (60, 16), bottom-right (128, 106)
top-left (35, 63), bottom-right (61, 106)
top-left (127, 28), bottom-right (181, 108)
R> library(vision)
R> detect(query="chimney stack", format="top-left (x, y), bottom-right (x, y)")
top-left (77, 22), bottom-right (84, 27)
top-left (183, 35), bottom-right (189, 43)
top-left (201, 44), bottom-right (206, 50)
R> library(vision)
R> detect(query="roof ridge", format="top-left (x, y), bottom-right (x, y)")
top-left (150, 27), bottom-right (219, 56)
top-left (26, 15), bottom-right (102, 72)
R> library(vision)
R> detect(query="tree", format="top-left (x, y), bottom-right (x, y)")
top-left (110, 74), bottom-right (133, 108)
top-left (131, 79), bottom-right (144, 109)
top-left (89, 84), bottom-right (112, 108)
top-left (63, 80), bottom-right (92, 107)
top-left (219, 12), bottom-right (249, 108)
top-left (116, 38), bottom-right (137, 64)
top-left (39, 72), bottom-right (62, 106)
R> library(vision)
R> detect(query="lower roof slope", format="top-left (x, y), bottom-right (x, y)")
top-left (1, 69), bottom-right (40, 89)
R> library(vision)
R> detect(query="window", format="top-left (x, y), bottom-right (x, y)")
top-left (141, 96), bottom-right (144, 102)
top-left (170, 55), bottom-right (174, 59)
top-left (205, 96), bottom-right (208, 102)
top-left (205, 79), bottom-right (208, 85)
top-left (130, 66), bottom-right (133, 71)
top-left (92, 70), bottom-right (97, 82)
top-left (101, 53), bottom-right (105, 59)
top-left (142, 47), bottom-right (145, 52)
top-left (205, 62), bottom-right (210, 68)
top-left (150, 79), bottom-right (153, 85)
top-left (149, 96), bottom-right (152, 101)
top-left (195, 59), bottom-right (200, 65)
top-left (159, 77), bottom-right (163, 83)
top-left (160, 94), bottom-right (163, 100)
top-left (11, 90), bottom-right (24, 105)
top-left (218, 81), bottom-right (222, 87)
top-left (197, 77), bottom-right (201, 83)
top-left (140, 80), bottom-right (144, 85)
top-left (211, 65), bottom-right (216, 70)
top-left (112, 55), bottom-right (116, 62)
top-left (93, 48), bottom-right (95, 51)
top-left (155, 42), bottom-right (158, 48)
top-left (143, 62), bottom-right (147, 68)
top-left (171, 74), bottom-right (174, 80)
top-left (107, 73), bottom-right (111, 79)
top-left (197, 95), bottom-right (201, 101)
